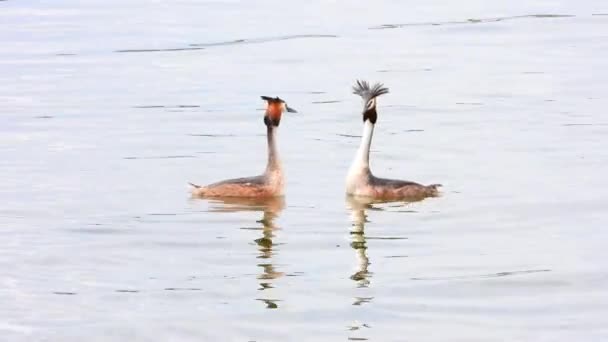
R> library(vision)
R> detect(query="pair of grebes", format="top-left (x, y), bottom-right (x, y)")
top-left (190, 80), bottom-right (441, 202)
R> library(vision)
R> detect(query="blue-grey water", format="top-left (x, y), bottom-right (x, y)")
top-left (2, 1), bottom-right (608, 341)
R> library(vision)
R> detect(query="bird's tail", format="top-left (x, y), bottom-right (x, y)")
top-left (189, 182), bottom-right (207, 197)
top-left (427, 183), bottom-right (443, 196)
top-left (188, 182), bottom-right (202, 189)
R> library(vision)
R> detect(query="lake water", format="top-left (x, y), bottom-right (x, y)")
top-left (2, 1), bottom-right (608, 341)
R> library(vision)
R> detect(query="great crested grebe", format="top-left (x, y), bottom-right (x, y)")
top-left (346, 80), bottom-right (441, 201)
top-left (190, 96), bottom-right (296, 198)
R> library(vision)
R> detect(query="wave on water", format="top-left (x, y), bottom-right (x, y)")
top-left (370, 14), bottom-right (574, 30)
top-left (115, 34), bottom-right (337, 54)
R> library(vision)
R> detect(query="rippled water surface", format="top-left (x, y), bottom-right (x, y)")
top-left (2, 1), bottom-right (608, 341)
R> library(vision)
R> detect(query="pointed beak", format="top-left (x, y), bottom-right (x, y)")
top-left (286, 105), bottom-right (297, 113)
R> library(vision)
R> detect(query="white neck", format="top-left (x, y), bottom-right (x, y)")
top-left (348, 120), bottom-right (375, 176)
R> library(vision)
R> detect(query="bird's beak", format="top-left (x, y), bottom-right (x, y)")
top-left (286, 105), bottom-right (298, 113)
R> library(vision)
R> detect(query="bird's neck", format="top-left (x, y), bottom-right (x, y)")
top-left (349, 120), bottom-right (375, 175)
top-left (266, 124), bottom-right (281, 174)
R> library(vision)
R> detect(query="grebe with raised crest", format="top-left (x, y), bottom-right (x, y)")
top-left (345, 80), bottom-right (441, 201)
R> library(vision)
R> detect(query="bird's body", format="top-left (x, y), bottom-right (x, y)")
top-left (190, 171), bottom-right (283, 198)
top-left (190, 96), bottom-right (295, 198)
top-left (346, 80), bottom-right (441, 201)
top-left (346, 171), bottom-right (440, 201)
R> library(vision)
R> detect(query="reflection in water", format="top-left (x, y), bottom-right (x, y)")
top-left (346, 196), bottom-right (426, 341)
top-left (206, 196), bottom-right (285, 309)
top-left (346, 196), bottom-right (427, 287)
top-left (347, 197), bottom-right (372, 288)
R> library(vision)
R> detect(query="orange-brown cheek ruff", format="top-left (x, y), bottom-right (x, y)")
top-left (266, 103), bottom-right (282, 126)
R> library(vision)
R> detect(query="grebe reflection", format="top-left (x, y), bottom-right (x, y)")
top-left (205, 196), bottom-right (285, 309)
top-left (346, 196), bottom-right (374, 288)
top-left (346, 196), bottom-right (426, 291)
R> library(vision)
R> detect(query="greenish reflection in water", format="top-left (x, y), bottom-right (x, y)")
top-left (208, 197), bottom-right (285, 309)
top-left (346, 196), bottom-right (427, 290)
top-left (347, 197), bottom-right (372, 289)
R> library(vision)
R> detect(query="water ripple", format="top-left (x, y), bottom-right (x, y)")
top-left (365, 236), bottom-right (408, 240)
top-left (123, 155), bottom-right (196, 160)
top-left (134, 105), bottom-right (200, 109)
top-left (311, 100), bottom-right (341, 104)
top-left (189, 34), bottom-right (338, 47)
top-left (164, 287), bottom-right (202, 291)
top-left (371, 14), bottom-right (574, 30)
top-left (562, 123), bottom-right (608, 127)
top-left (115, 47), bottom-right (204, 53)
top-left (115, 34), bottom-right (337, 54)
top-left (412, 269), bottom-right (551, 281)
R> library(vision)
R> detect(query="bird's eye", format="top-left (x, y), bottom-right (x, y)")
top-left (366, 99), bottom-right (375, 110)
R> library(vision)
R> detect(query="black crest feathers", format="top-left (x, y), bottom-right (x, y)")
top-left (352, 80), bottom-right (389, 100)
